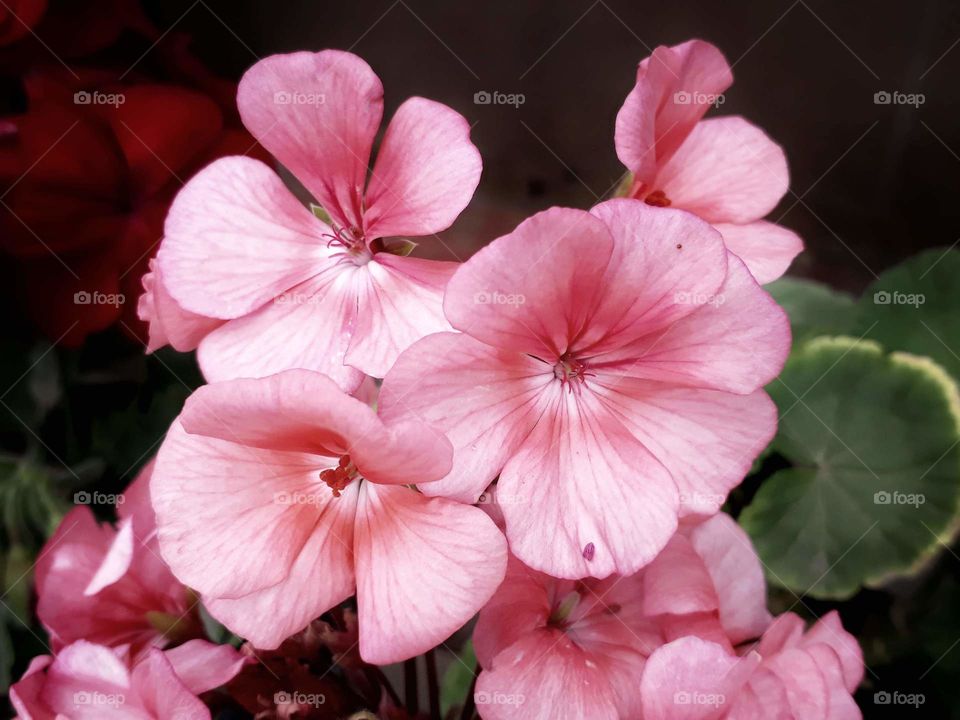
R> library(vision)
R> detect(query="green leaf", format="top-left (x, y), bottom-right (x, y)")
top-left (854, 247), bottom-right (960, 380)
top-left (382, 238), bottom-right (419, 257)
top-left (765, 277), bottom-right (857, 345)
top-left (0, 459), bottom-right (65, 551)
top-left (199, 603), bottom-right (241, 646)
top-left (440, 639), bottom-right (477, 717)
top-left (740, 337), bottom-right (960, 599)
top-left (310, 203), bottom-right (333, 225)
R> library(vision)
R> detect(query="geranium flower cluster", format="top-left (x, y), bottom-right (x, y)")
top-left (14, 40), bottom-right (863, 719)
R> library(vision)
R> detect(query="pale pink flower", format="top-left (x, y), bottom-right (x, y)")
top-left (640, 611), bottom-right (864, 720)
top-left (380, 201), bottom-right (790, 578)
top-left (34, 461), bottom-right (200, 655)
top-left (154, 50), bottom-right (481, 389)
top-left (473, 514), bottom-right (772, 720)
top-left (10, 639), bottom-right (245, 720)
top-left (151, 369), bottom-right (507, 664)
top-left (137, 258), bottom-right (223, 354)
top-left (615, 39), bottom-right (802, 283)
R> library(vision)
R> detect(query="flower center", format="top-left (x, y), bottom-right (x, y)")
top-left (644, 189), bottom-right (671, 207)
top-left (320, 455), bottom-right (358, 497)
top-left (324, 225), bottom-right (372, 266)
top-left (553, 354), bottom-right (591, 391)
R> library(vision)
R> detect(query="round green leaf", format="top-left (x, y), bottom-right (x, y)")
top-left (765, 277), bottom-right (857, 345)
top-left (740, 336), bottom-right (960, 599)
top-left (855, 247), bottom-right (960, 380)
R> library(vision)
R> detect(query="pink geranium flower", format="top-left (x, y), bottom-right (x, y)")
top-left (379, 201), bottom-right (789, 578)
top-left (152, 50), bottom-right (481, 389)
top-left (151, 369), bottom-right (507, 664)
top-left (138, 258), bottom-right (223, 354)
top-left (34, 461), bottom-right (201, 655)
top-left (640, 611), bottom-right (864, 719)
top-left (10, 638), bottom-right (245, 720)
top-left (615, 40), bottom-right (802, 283)
top-left (472, 514), bottom-right (773, 720)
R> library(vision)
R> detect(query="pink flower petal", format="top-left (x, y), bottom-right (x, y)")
top-left (642, 534), bottom-right (718, 618)
top-left (801, 645), bottom-right (862, 720)
top-left (379, 332), bottom-right (550, 502)
top-left (654, 117), bottom-right (789, 225)
top-left (473, 557), bottom-right (552, 669)
top-left (581, 200), bottom-right (727, 354)
top-left (204, 481), bottom-right (358, 650)
top-left (594, 253), bottom-right (790, 394)
top-left (42, 642), bottom-right (131, 717)
top-left (138, 259), bottom-right (223, 353)
top-left (641, 636), bottom-right (758, 720)
top-left (499, 385), bottom-right (678, 579)
top-left (687, 513), bottom-right (772, 644)
top-left (476, 630), bottom-right (619, 720)
top-left (800, 611), bottom-right (864, 693)
top-left (443, 207), bottom-right (613, 359)
top-left (715, 221), bottom-right (803, 285)
top-left (595, 381), bottom-right (777, 516)
top-left (131, 648), bottom-right (210, 719)
top-left (196, 269), bottom-right (364, 390)
top-left (159, 156), bottom-right (332, 319)
top-left (153, 420), bottom-right (329, 599)
top-left (354, 483), bottom-right (507, 664)
top-left (752, 647), bottom-right (830, 718)
top-left (9, 655), bottom-right (53, 720)
top-left (345, 254), bottom-right (457, 378)
top-left (616, 40), bottom-right (733, 185)
top-left (237, 50), bottom-right (383, 231)
top-left (161, 639), bottom-right (246, 695)
top-left (364, 97), bottom-right (481, 239)
top-left (83, 516), bottom-right (135, 596)
top-left (177, 370), bottom-right (451, 484)
top-left (757, 612), bottom-right (806, 657)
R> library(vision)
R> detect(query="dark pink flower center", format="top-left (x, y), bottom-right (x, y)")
top-left (553, 354), bottom-right (592, 391)
top-left (320, 454), bottom-right (357, 497)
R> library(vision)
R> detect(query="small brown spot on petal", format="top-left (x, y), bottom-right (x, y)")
top-left (644, 189), bottom-right (671, 207)
top-left (582, 542), bottom-right (595, 561)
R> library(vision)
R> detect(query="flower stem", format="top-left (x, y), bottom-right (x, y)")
top-left (426, 649), bottom-right (440, 720)
top-left (459, 670), bottom-right (478, 720)
top-left (404, 657), bottom-right (419, 716)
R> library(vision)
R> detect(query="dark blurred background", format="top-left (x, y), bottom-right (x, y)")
top-left (151, 0), bottom-right (959, 292)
